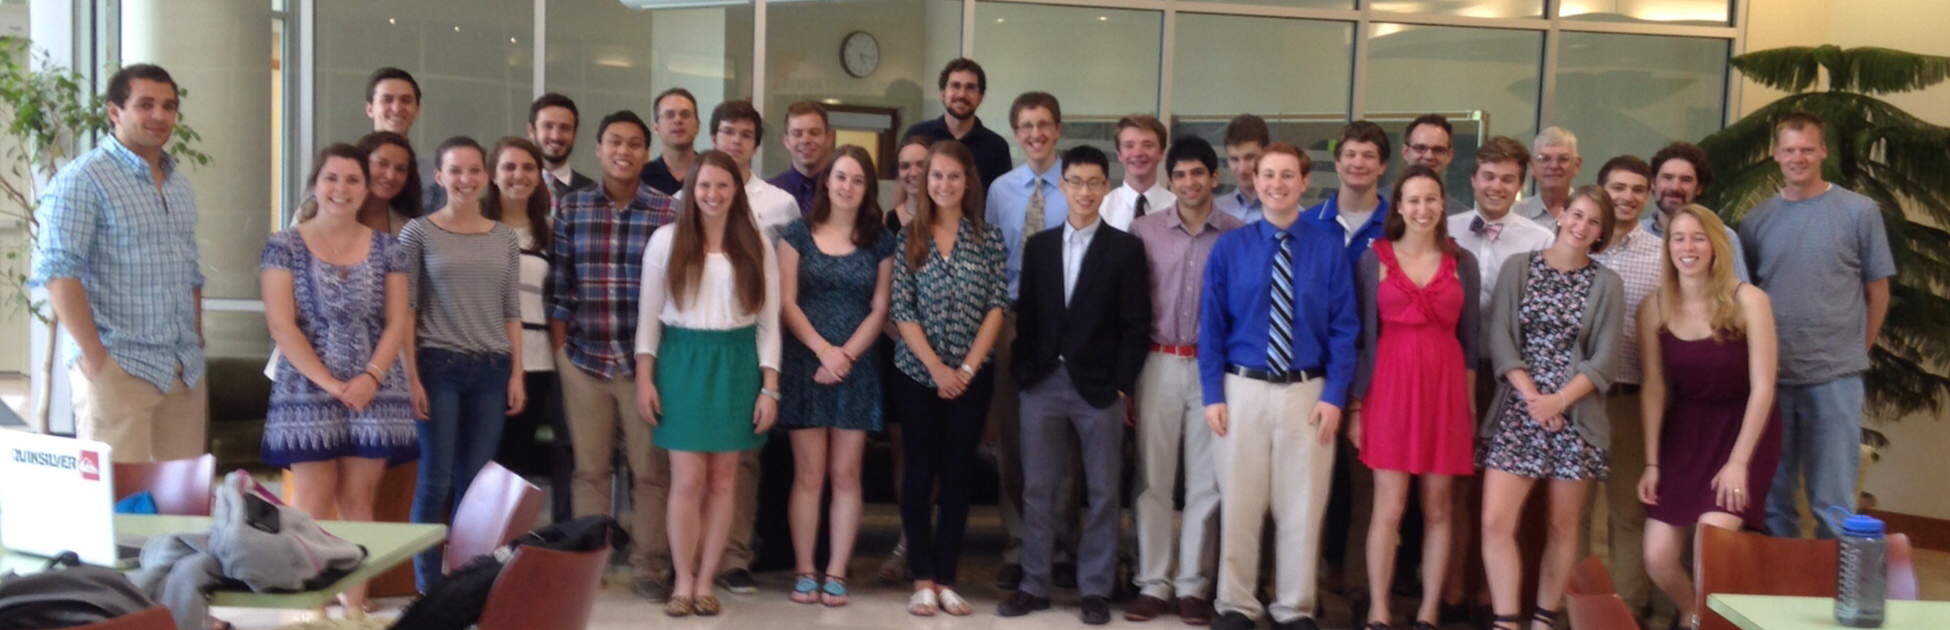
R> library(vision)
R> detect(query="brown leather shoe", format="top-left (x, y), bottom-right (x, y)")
top-left (1178, 597), bottom-right (1215, 626)
top-left (1126, 595), bottom-right (1171, 622)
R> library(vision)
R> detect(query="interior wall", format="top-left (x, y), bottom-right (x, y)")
top-left (1741, 0), bottom-right (1950, 519)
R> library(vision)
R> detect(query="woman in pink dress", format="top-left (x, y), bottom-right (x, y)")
top-left (1637, 204), bottom-right (1781, 630)
top-left (1349, 165), bottom-right (1481, 630)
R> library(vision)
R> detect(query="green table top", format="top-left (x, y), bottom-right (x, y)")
top-left (3, 514), bottom-right (445, 609)
top-left (1708, 594), bottom-right (1950, 630)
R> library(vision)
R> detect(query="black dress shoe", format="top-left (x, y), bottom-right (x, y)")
top-left (997, 591), bottom-right (1052, 617)
top-left (1272, 616), bottom-right (1322, 630)
top-left (1213, 611), bottom-right (1256, 630)
top-left (995, 563), bottom-right (1025, 591)
top-left (1082, 596), bottom-right (1113, 625)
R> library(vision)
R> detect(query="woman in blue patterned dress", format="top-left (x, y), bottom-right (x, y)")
top-left (260, 144), bottom-right (417, 612)
top-left (778, 146), bottom-right (896, 606)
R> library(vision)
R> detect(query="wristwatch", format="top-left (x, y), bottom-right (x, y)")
top-left (759, 388), bottom-right (782, 401)
top-left (958, 364), bottom-right (976, 376)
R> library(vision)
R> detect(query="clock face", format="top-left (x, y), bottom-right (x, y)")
top-left (842, 31), bottom-right (879, 78)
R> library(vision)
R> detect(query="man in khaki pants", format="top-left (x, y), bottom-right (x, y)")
top-left (34, 64), bottom-right (207, 464)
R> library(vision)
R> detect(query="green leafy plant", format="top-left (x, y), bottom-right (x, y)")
top-left (0, 36), bottom-right (210, 322)
top-left (1700, 44), bottom-right (1950, 420)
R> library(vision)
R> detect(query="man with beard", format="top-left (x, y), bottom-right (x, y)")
top-left (903, 58), bottom-right (1012, 191)
top-left (528, 92), bottom-right (595, 201)
top-left (1644, 141), bottom-right (1749, 281)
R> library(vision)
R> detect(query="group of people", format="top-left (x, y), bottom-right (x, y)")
top-left (32, 57), bottom-right (1893, 630)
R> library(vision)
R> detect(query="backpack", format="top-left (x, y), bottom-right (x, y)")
top-left (0, 552), bottom-right (156, 629)
top-left (391, 515), bottom-right (626, 630)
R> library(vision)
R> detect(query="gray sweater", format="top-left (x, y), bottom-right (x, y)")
top-left (1351, 247), bottom-right (1482, 398)
top-left (1481, 252), bottom-right (1627, 450)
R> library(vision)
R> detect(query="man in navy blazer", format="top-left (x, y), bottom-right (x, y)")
top-left (997, 145), bottom-right (1151, 625)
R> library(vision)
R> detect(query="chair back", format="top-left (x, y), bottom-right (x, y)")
top-left (476, 545), bottom-right (611, 630)
top-left (111, 454), bottom-right (216, 516)
top-left (68, 607), bottom-right (175, 630)
top-left (1566, 591), bottom-right (1642, 630)
top-left (1568, 555), bottom-right (1617, 596)
top-left (444, 461), bottom-right (544, 573)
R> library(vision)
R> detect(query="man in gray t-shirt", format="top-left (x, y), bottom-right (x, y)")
top-left (1738, 113), bottom-right (1895, 540)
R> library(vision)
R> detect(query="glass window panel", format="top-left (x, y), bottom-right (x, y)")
top-left (316, 0), bottom-right (534, 172)
top-left (761, 0), bottom-right (959, 182)
top-left (1368, 0), bottom-right (1543, 19)
top-left (1552, 32), bottom-right (1728, 184)
top-left (1181, 0), bottom-right (1353, 9)
top-left (973, 2), bottom-right (1161, 176)
top-left (1561, 0), bottom-right (1731, 26)
top-left (1173, 13), bottom-right (1352, 205)
top-left (547, 1), bottom-right (753, 178)
top-left (1366, 24), bottom-right (1542, 156)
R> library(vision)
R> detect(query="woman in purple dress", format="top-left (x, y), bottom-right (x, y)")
top-left (1637, 204), bottom-right (1782, 630)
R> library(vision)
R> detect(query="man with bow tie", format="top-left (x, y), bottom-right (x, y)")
top-left (1447, 136), bottom-right (1554, 314)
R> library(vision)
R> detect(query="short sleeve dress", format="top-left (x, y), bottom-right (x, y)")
top-left (260, 229), bottom-right (418, 466)
top-left (778, 219), bottom-right (898, 431)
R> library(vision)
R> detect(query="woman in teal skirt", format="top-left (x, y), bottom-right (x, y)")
top-left (634, 150), bottom-right (782, 618)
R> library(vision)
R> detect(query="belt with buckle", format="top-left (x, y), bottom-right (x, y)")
top-left (1226, 364), bottom-right (1323, 385)
top-left (1151, 343), bottom-right (1197, 357)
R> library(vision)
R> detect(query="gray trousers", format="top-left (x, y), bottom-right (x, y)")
top-left (1018, 366), bottom-right (1126, 598)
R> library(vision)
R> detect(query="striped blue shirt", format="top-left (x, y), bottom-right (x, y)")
top-left (30, 135), bottom-right (205, 391)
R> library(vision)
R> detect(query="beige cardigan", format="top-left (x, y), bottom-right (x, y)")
top-left (1480, 252), bottom-right (1628, 451)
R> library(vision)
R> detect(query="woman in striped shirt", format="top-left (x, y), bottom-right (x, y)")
top-left (484, 137), bottom-right (571, 522)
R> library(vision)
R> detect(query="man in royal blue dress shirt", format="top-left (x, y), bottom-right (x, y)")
top-left (1199, 143), bottom-right (1359, 630)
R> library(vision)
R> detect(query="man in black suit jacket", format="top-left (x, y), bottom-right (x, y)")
top-left (528, 92), bottom-right (597, 202)
top-left (997, 145), bottom-right (1151, 626)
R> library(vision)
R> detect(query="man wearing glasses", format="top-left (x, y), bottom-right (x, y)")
top-left (1400, 115), bottom-right (1471, 216)
top-left (983, 91), bottom-right (1073, 592)
top-left (1510, 126), bottom-right (1582, 231)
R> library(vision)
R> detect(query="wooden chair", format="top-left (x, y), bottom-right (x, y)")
top-left (1565, 556), bottom-right (1642, 630)
top-left (68, 607), bottom-right (174, 630)
top-left (476, 545), bottom-right (611, 630)
top-left (1568, 555), bottom-right (1617, 596)
top-left (444, 461), bottom-right (545, 574)
top-left (1696, 525), bottom-right (1919, 630)
top-left (112, 454), bottom-right (216, 516)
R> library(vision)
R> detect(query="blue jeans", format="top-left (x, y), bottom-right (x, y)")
top-left (1765, 375), bottom-right (1865, 539)
top-left (412, 347), bottom-right (512, 589)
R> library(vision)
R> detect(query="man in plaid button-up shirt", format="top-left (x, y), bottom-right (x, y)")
top-left (543, 110), bottom-right (680, 597)
top-left (31, 64), bottom-right (207, 464)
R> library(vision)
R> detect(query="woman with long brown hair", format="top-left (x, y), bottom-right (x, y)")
top-left (778, 145), bottom-right (895, 606)
top-left (352, 131), bottom-right (425, 234)
top-left (483, 137), bottom-right (570, 521)
top-left (888, 139), bottom-right (1007, 617)
top-left (634, 150), bottom-right (781, 618)
top-left (1637, 204), bottom-right (1781, 630)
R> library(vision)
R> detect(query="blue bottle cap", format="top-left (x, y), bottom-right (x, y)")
top-left (1841, 514), bottom-right (1884, 537)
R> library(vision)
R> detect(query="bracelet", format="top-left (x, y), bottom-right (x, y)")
top-left (1646, 464), bottom-right (1660, 468)
top-left (366, 363), bottom-right (384, 378)
top-left (958, 364), bottom-right (976, 375)
top-left (759, 388), bottom-right (781, 401)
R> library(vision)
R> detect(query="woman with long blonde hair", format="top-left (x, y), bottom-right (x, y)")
top-left (1636, 204), bottom-right (1782, 630)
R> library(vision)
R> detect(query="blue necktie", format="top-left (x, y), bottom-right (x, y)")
top-left (1268, 231), bottom-right (1294, 378)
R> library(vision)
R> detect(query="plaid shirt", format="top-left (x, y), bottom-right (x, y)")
top-left (30, 135), bottom-right (205, 391)
top-left (546, 183), bottom-right (676, 379)
top-left (1592, 224), bottom-right (1664, 385)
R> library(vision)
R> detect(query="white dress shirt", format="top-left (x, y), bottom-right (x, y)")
top-left (1062, 217), bottom-right (1102, 306)
top-left (1102, 181), bottom-right (1176, 231)
top-left (1447, 209), bottom-right (1555, 309)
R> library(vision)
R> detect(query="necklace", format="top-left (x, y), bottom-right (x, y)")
top-left (312, 225), bottom-right (362, 280)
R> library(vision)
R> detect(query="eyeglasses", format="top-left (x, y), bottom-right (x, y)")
top-left (1405, 144), bottom-right (1452, 157)
top-left (1015, 121), bottom-right (1057, 133)
top-left (1062, 177), bottom-right (1109, 191)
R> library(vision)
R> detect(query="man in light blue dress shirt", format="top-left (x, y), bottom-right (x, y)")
top-left (1215, 114), bottom-right (1268, 224)
top-left (32, 64), bottom-right (207, 464)
top-left (984, 91), bottom-right (1072, 591)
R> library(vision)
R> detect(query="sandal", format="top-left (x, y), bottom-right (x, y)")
top-left (820, 574), bottom-right (850, 607)
top-left (1364, 622), bottom-right (1392, 630)
top-left (908, 588), bottom-right (940, 616)
top-left (695, 595), bottom-right (722, 616)
top-left (790, 573), bottom-right (820, 604)
top-left (1531, 607), bottom-right (1561, 630)
top-left (1411, 621), bottom-right (1440, 630)
top-left (879, 544), bottom-right (909, 583)
top-left (664, 596), bottom-right (694, 618)
top-left (1491, 613), bottom-right (1525, 630)
top-left (937, 587), bottom-right (972, 616)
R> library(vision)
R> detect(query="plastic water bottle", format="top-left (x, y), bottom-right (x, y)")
top-left (1834, 510), bottom-right (1887, 628)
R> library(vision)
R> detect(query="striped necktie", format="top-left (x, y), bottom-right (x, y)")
top-left (1268, 231), bottom-right (1294, 378)
top-left (1023, 182), bottom-right (1044, 249)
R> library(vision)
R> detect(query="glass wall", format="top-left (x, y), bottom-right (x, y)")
top-left (1553, 32), bottom-right (1729, 183)
top-left (548, 1), bottom-right (753, 177)
top-left (1172, 13), bottom-right (1353, 203)
top-left (1561, 0), bottom-right (1732, 26)
top-left (973, 2), bottom-right (1162, 177)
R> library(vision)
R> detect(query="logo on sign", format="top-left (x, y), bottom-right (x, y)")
top-left (79, 450), bottom-right (101, 481)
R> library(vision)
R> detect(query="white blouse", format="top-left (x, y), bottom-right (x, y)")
top-left (634, 224), bottom-right (783, 370)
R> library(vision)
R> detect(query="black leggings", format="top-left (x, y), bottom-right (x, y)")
top-left (891, 368), bottom-right (995, 586)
